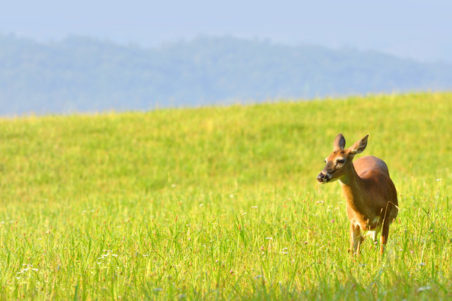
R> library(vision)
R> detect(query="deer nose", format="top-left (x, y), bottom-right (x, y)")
top-left (317, 172), bottom-right (326, 182)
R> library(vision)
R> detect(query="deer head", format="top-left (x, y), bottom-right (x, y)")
top-left (316, 133), bottom-right (368, 183)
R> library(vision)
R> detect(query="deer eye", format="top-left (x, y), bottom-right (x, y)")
top-left (336, 159), bottom-right (345, 164)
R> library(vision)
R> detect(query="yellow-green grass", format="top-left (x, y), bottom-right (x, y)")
top-left (0, 93), bottom-right (450, 299)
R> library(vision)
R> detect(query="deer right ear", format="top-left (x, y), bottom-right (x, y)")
top-left (333, 133), bottom-right (346, 151)
top-left (349, 134), bottom-right (369, 155)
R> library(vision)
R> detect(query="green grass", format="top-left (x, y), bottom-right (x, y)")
top-left (0, 93), bottom-right (450, 300)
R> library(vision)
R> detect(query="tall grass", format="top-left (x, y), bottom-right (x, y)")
top-left (0, 93), bottom-right (450, 299)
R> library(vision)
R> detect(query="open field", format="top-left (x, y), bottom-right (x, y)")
top-left (0, 93), bottom-right (450, 299)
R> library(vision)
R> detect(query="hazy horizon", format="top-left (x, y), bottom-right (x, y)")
top-left (1, 0), bottom-right (452, 63)
top-left (2, 0), bottom-right (452, 116)
top-left (1, 34), bottom-right (451, 116)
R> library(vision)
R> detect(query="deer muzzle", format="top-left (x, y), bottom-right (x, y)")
top-left (317, 171), bottom-right (333, 183)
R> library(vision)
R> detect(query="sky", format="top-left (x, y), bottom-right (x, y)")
top-left (1, 0), bottom-right (452, 62)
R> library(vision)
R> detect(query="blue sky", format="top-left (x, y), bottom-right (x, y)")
top-left (1, 0), bottom-right (451, 62)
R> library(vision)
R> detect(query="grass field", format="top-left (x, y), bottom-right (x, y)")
top-left (0, 93), bottom-right (450, 299)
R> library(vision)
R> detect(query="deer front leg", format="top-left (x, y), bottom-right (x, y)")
top-left (350, 224), bottom-right (363, 255)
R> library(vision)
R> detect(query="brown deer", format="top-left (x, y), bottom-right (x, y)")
top-left (317, 134), bottom-right (398, 255)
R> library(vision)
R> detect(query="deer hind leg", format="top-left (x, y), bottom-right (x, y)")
top-left (368, 230), bottom-right (378, 246)
top-left (369, 224), bottom-right (381, 247)
top-left (380, 202), bottom-right (396, 255)
top-left (380, 218), bottom-right (390, 255)
top-left (350, 224), bottom-right (363, 255)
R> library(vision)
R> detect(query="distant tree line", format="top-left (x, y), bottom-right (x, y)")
top-left (0, 34), bottom-right (451, 115)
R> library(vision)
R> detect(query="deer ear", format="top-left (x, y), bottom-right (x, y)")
top-left (349, 134), bottom-right (369, 154)
top-left (333, 133), bottom-right (346, 151)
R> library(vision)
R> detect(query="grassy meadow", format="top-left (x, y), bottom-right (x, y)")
top-left (0, 93), bottom-right (450, 299)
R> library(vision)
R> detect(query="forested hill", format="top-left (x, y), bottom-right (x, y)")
top-left (1, 34), bottom-right (451, 115)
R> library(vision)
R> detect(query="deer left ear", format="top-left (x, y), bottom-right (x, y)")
top-left (333, 133), bottom-right (346, 151)
top-left (349, 134), bottom-right (369, 155)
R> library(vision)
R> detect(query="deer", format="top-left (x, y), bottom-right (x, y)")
top-left (316, 134), bottom-right (398, 255)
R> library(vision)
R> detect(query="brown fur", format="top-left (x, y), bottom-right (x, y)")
top-left (317, 134), bottom-right (398, 255)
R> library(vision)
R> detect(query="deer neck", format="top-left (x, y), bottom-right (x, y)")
top-left (339, 163), bottom-right (365, 210)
